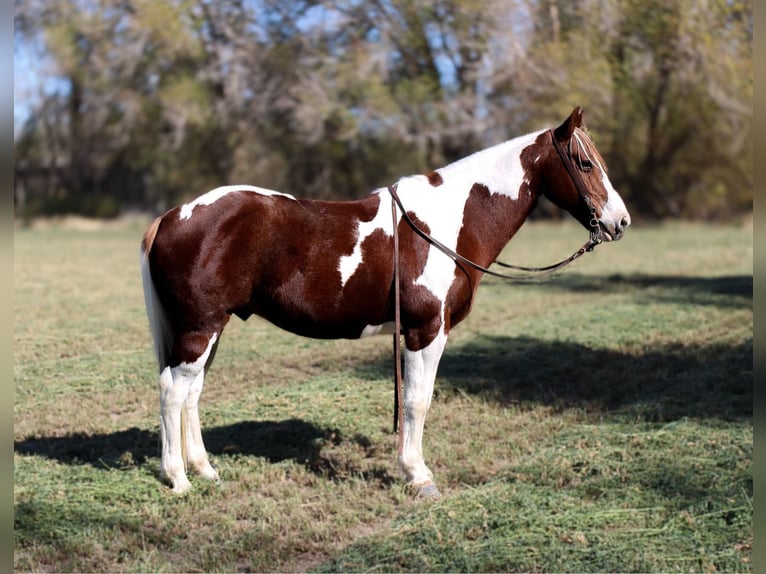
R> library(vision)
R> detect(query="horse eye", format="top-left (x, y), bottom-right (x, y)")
top-left (580, 159), bottom-right (593, 173)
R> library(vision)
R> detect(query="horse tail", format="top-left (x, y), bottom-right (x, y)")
top-left (141, 216), bottom-right (172, 372)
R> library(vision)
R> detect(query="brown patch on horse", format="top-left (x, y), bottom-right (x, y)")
top-left (395, 212), bottom-right (443, 351)
top-left (456, 182), bottom-right (534, 265)
top-left (471, 182), bottom-right (489, 195)
top-left (544, 128), bottom-right (608, 224)
top-left (425, 171), bottom-right (443, 187)
top-left (446, 169), bottom-right (542, 329)
top-left (148, 191), bottom-right (398, 365)
top-left (571, 127), bottom-right (609, 212)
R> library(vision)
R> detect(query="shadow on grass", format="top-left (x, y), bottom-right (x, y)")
top-left (488, 272), bottom-right (752, 309)
top-left (356, 335), bottom-right (752, 422)
top-left (356, 272), bottom-right (752, 421)
top-left (14, 419), bottom-right (388, 483)
top-left (446, 334), bottom-right (752, 421)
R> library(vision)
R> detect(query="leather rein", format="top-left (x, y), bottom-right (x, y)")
top-left (390, 128), bottom-right (603, 441)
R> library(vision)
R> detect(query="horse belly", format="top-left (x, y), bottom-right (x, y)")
top-left (244, 206), bottom-right (394, 339)
top-left (244, 264), bottom-right (393, 340)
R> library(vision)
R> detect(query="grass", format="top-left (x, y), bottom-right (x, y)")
top-left (14, 218), bottom-right (752, 572)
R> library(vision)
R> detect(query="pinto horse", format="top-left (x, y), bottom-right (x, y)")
top-left (141, 107), bottom-right (630, 497)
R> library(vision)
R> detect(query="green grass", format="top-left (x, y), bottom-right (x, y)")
top-left (14, 219), bottom-right (752, 572)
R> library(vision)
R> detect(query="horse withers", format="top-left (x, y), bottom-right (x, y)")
top-left (141, 107), bottom-right (630, 497)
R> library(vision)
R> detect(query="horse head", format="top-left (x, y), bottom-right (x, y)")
top-left (543, 107), bottom-right (630, 242)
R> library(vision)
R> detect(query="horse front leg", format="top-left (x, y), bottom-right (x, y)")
top-left (399, 327), bottom-right (448, 499)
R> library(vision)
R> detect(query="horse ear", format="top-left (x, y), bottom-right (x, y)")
top-left (553, 106), bottom-right (584, 140)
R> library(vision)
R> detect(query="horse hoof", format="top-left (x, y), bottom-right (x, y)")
top-left (170, 479), bottom-right (193, 495)
top-left (198, 466), bottom-right (221, 483)
top-left (415, 483), bottom-right (441, 501)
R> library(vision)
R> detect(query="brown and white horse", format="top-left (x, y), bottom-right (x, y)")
top-left (141, 107), bottom-right (630, 496)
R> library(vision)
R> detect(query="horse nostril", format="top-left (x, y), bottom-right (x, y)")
top-left (619, 216), bottom-right (630, 231)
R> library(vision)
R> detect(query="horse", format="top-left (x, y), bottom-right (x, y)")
top-left (140, 107), bottom-right (630, 497)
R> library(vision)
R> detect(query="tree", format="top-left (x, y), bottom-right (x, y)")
top-left (499, 0), bottom-right (752, 218)
top-left (14, 0), bottom-right (752, 219)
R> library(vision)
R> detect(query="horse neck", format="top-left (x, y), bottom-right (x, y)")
top-left (437, 130), bottom-right (546, 267)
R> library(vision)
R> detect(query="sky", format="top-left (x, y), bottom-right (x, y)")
top-left (14, 37), bottom-right (39, 134)
top-left (14, 27), bottom-right (68, 138)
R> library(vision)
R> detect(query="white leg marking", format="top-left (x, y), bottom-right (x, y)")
top-left (179, 185), bottom-right (296, 220)
top-left (157, 365), bottom-right (190, 493)
top-left (158, 333), bottom-right (218, 493)
top-left (184, 367), bottom-right (220, 483)
top-left (398, 329), bottom-right (448, 487)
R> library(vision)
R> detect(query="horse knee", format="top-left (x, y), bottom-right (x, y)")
top-left (405, 394), bottom-right (431, 419)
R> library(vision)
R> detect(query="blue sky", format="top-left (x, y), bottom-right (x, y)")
top-left (14, 38), bottom-right (38, 133)
top-left (14, 30), bottom-right (68, 137)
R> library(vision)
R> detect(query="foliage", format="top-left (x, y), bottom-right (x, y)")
top-left (14, 0), bottom-right (752, 219)
top-left (13, 220), bottom-right (752, 572)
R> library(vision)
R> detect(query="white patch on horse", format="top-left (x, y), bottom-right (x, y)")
top-left (387, 176), bottom-right (467, 304)
top-left (391, 131), bottom-right (543, 304)
top-left (436, 130), bottom-right (543, 200)
top-left (359, 322), bottom-right (396, 338)
top-left (179, 185), bottom-right (296, 220)
top-left (172, 333), bottom-right (218, 376)
top-left (338, 191), bottom-right (392, 287)
top-left (571, 130), bottom-right (630, 235)
top-left (600, 170), bottom-right (629, 231)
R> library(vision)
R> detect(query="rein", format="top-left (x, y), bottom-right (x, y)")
top-left (391, 193), bottom-right (405, 451)
top-left (390, 128), bottom-right (603, 440)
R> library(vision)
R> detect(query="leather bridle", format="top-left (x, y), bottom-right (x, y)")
top-left (548, 128), bottom-right (605, 249)
top-left (390, 128), bottom-right (605, 442)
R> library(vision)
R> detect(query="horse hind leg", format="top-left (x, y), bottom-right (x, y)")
top-left (159, 331), bottom-right (220, 493)
top-left (182, 336), bottom-right (222, 483)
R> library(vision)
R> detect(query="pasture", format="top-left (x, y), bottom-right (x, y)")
top-left (14, 218), bottom-right (752, 572)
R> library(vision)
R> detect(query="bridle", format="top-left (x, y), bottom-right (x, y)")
top-left (549, 128), bottom-right (605, 249)
top-left (390, 128), bottom-right (604, 441)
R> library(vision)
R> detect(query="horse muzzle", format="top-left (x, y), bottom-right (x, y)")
top-left (599, 214), bottom-right (630, 242)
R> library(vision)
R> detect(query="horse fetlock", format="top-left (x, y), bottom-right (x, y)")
top-left (398, 456), bottom-right (433, 486)
top-left (161, 467), bottom-right (192, 494)
top-left (191, 459), bottom-right (220, 483)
